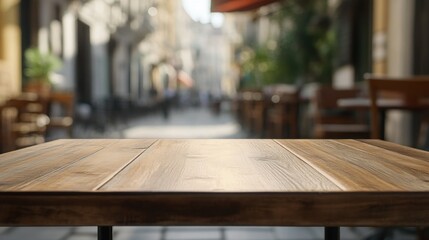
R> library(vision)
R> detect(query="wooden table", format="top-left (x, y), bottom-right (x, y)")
top-left (338, 97), bottom-right (429, 140)
top-left (0, 139), bottom-right (428, 240)
top-left (337, 98), bottom-right (405, 110)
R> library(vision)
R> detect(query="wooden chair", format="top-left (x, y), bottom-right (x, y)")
top-left (313, 86), bottom-right (370, 139)
top-left (367, 75), bottom-right (429, 143)
top-left (234, 90), bottom-right (254, 128)
top-left (47, 92), bottom-right (74, 138)
top-left (249, 92), bottom-right (268, 137)
top-left (266, 85), bottom-right (300, 139)
top-left (1, 94), bottom-right (50, 152)
top-left (0, 106), bottom-right (18, 153)
top-left (240, 90), bottom-right (263, 133)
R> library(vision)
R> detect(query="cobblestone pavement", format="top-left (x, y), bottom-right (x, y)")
top-left (2, 107), bottom-right (417, 240)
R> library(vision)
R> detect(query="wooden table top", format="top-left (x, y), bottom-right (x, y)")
top-left (0, 139), bottom-right (428, 226)
top-left (337, 97), bottom-right (429, 110)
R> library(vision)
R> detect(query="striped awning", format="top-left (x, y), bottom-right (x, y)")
top-left (211, 0), bottom-right (278, 12)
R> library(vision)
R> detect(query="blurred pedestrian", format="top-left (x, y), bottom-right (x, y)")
top-left (160, 59), bottom-right (177, 120)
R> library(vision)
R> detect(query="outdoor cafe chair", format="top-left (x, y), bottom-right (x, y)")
top-left (367, 75), bottom-right (429, 147)
top-left (0, 94), bottom-right (50, 152)
top-left (313, 86), bottom-right (370, 139)
top-left (47, 92), bottom-right (74, 138)
top-left (266, 85), bottom-right (300, 139)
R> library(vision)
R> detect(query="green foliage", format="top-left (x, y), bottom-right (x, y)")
top-left (238, 0), bottom-right (335, 89)
top-left (24, 48), bottom-right (62, 83)
top-left (240, 46), bottom-right (278, 88)
top-left (275, 0), bottom-right (335, 85)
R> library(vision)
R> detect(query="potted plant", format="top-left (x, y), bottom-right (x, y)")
top-left (24, 48), bottom-right (62, 98)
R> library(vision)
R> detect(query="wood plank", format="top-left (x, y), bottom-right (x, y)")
top-left (106, 139), bottom-right (156, 149)
top-left (6, 139), bottom-right (176, 173)
top-left (359, 139), bottom-right (429, 163)
top-left (19, 147), bottom-right (146, 191)
top-left (0, 139), bottom-right (126, 169)
top-left (0, 142), bottom-right (104, 190)
top-left (276, 140), bottom-right (403, 191)
top-left (68, 139), bottom-right (156, 149)
top-left (279, 140), bottom-right (429, 191)
top-left (58, 139), bottom-right (120, 147)
top-left (336, 140), bottom-right (429, 185)
top-left (102, 139), bottom-right (340, 191)
top-left (0, 192), bottom-right (428, 226)
top-left (0, 139), bottom-right (71, 167)
top-left (14, 139), bottom-right (156, 191)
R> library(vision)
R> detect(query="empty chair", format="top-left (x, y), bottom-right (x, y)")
top-left (47, 92), bottom-right (74, 138)
top-left (266, 85), bottom-right (300, 139)
top-left (367, 75), bottom-right (429, 145)
top-left (249, 92), bottom-right (268, 137)
top-left (313, 86), bottom-right (370, 139)
top-left (240, 90), bottom-right (263, 133)
top-left (1, 94), bottom-right (50, 152)
top-left (233, 90), bottom-right (250, 127)
top-left (0, 106), bottom-right (18, 153)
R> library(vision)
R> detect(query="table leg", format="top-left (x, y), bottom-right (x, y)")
top-left (380, 110), bottom-right (386, 140)
top-left (98, 226), bottom-right (113, 240)
top-left (325, 227), bottom-right (340, 240)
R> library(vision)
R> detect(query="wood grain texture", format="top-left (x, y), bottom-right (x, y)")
top-left (0, 141), bottom-right (103, 190)
top-left (0, 139), bottom-right (69, 167)
top-left (277, 140), bottom-right (407, 191)
top-left (0, 192), bottom-right (428, 227)
top-left (20, 147), bottom-right (145, 191)
top-left (57, 139), bottom-right (156, 149)
top-left (0, 139), bottom-right (429, 227)
top-left (336, 140), bottom-right (429, 187)
top-left (101, 139), bottom-right (340, 191)
top-left (359, 139), bottom-right (429, 163)
top-left (0, 139), bottom-right (156, 191)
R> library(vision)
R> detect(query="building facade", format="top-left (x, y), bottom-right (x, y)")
top-left (0, 0), bottom-right (21, 103)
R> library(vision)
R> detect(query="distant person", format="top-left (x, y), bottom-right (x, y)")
top-left (160, 61), bottom-right (176, 120)
top-left (162, 87), bottom-right (174, 119)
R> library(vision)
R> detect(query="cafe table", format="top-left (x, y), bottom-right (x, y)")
top-left (337, 97), bottom-right (429, 140)
top-left (0, 139), bottom-right (428, 240)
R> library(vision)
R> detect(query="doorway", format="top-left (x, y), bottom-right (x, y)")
top-left (414, 0), bottom-right (429, 74)
top-left (76, 19), bottom-right (92, 104)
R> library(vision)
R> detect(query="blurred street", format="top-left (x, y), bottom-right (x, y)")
top-left (73, 105), bottom-right (246, 139)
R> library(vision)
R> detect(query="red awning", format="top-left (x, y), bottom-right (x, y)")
top-left (211, 0), bottom-right (278, 12)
